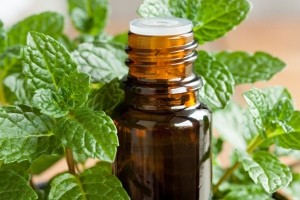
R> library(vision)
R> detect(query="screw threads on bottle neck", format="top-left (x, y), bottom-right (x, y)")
top-left (124, 31), bottom-right (202, 112)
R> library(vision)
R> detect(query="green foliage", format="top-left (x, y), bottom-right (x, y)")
top-left (55, 108), bottom-right (118, 162)
top-left (48, 163), bottom-right (129, 200)
top-left (72, 42), bottom-right (128, 83)
top-left (215, 51), bottom-right (286, 84)
top-left (68, 0), bottom-right (108, 35)
top-left (87, 78), bottom-right (124, 115)
top-left (0, 171), bottom-right (37, 200)
top-left (0, 105), bottom-right (56, 163)
top-left (0, 0), bottom-right (298, 199)
top-left (237, 151), bottom-right (292, 193)
top-left (23, 32), bottom-right (77, 93)
top-left (223, 184), bottom-right (272, 200)
top-left (243, 88), bottom-right (270, 137)
top-left (195, 50), bottom-right (235, 111)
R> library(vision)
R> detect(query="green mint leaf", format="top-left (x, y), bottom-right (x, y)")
top-left (0, 161), bottom-right (31, 180)
top-left (7, 12), bottom-right (64, 47)
top-left (243, 88), bottom-right (269, 137)
top-left (87, 78), bottom-right (124, 115)
top-left (3, 73), bottom-right (31, 104)
top-left (137, 0), bottom-right (172, 18)
top-left (214, 102), bottom-right (247, 149)
top-left (195, 51), bottom-right (235, 111)
top-left (192, 0), bottom-right (251, 44)
top-left (23, 32), bottom-right (77, 94)
top-left (275, 131), bottom-right (300, 150)
top-left (237, 151), bottom-right (292, 193)
top-left (68, 0), bottom-right (108, 35)
top-left (48, 162), bottom-right (129, 200)
top-left (58, 71), bottom-right (90, 109)
top-left (30, 155), bottom-right (62, 175)
top-left (270, 99), bottom-right (294, 133)
top-left (287, 111), bottom-right (300, 131)
top-left (55, 108), bottom-right (118, 162)
top-left (0, 170), bottom-right (37, 200)
top-left (263, 86), bottom-right (292, 109)
top-left (72, 42), bottom-right (128, 83)
top-left (0, 105), bottom-right (57, 163)
top-left (215, 51), bottom-right (286, 84)
top-left (273, 112), bottom-right (300, 149)
top-left (223, 184), bottom-right (271, 200)
top-left (32, 89), bottom-right (69, 118)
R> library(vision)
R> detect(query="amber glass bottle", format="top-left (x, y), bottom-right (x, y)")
top-left (114, 18), bottom-right (212, 200)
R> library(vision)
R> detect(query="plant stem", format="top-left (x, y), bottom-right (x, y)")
top-left (272, 191), bottom-right (290, 200)
top-left (65, 148), bottom-right (76, 175)
top-left (213, 135), bottom-right (263, 193)
top-left (213, 162), bottom-right (240, 193)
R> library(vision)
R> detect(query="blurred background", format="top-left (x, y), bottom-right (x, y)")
top-left (0, 0), bottom-right (299, 184)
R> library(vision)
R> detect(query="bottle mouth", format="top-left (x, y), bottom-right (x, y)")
top-left (130, 17), bottom-right (193, 36)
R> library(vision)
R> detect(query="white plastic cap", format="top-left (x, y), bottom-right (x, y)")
top-left (129, 17), bottom-right (193, 36)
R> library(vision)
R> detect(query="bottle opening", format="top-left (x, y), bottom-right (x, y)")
top-left (129, 17), bottom-right (193, 36)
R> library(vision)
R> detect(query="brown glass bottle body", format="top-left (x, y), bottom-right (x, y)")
top-left (113, 31), bottom-right (212, 200)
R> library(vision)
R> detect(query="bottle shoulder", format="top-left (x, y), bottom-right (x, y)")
top-left (113, 103), bottom-right (211, 130)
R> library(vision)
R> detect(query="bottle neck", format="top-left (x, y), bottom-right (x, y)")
top-left (124, 32), bottom-right (202, 112)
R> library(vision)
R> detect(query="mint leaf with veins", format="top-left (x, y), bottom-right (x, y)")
top-left (24, 33), bottom-right (91, 117)
top-left (58, 71), bottom-right (90, 109)
top-left (215, 51), bottom-right (286, 84)
top-left (236, 151), bottom-right (292, 193)
top-left (0, 105), bottom-right (57, 163)
top-left (72, 42), bottom-right (128, 83)
top-left (48, 162), bottom-right (129, 200)
top-left (55, 108), bottom-right (118, 162)
top-left (0, 171), bottom-right (37, 200)
top-left (195, 50), bottom-right (235, 111)
top-left (32, 89), bottom-right (69, 118)
top-left (23, 32), bottom-right (77, 93)
top-left (243, 88), bottom-right (269, 137)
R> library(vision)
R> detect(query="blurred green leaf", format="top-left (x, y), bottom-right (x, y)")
top-left (72, 42), bottom-right (128, 83)
top-left (215, 52), bottom-right (286, 84)
top-left (68, 0), bottom-right (108, 35)
top-left (30, 155), bottom-right (62, 175)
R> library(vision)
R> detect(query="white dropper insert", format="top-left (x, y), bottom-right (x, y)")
top-left (129, 17), bottom-right (193, 36)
